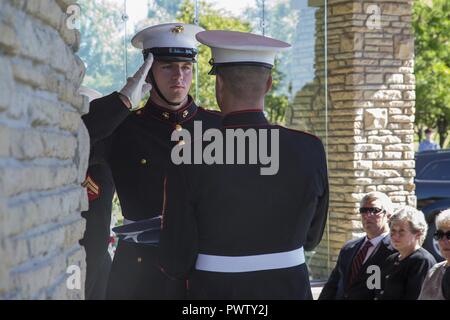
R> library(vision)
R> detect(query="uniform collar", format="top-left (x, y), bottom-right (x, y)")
top-left (222, 109), bottom-right (269, 127)
top-left (144, 95), bottom-right (197, 124)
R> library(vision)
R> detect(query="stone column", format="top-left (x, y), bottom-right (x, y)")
top-left (0, 0), bottom-right (89, 298)
top-left (287, 0), bottom-right (416, 278)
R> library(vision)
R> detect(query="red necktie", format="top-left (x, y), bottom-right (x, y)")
top-left (348, 241), bottom-right (373, 287)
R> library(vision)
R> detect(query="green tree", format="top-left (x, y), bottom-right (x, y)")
top-left (413, 0), bottom-right (450, 147)
top-left (244, 0), bottom-right (298, 91)
top-left (144, 0), bottom-right (175, 20)
top-left (78, 0), bottom-right (126, 95)
top-left (266, 59), bottom-right (290, 124)
top-left (79, 0), bottom-right (184, 96)
top-left (154, 0), bottom-right (184, 17)
top-left (177, 0), bottom-right (251, 110)
top-left (177, 0), bottom-right (290, 124)
top-left (243, 0), bottom-right (301, 124)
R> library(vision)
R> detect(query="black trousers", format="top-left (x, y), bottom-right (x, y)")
top-left (187, 263), bottom-right (313, 300)
top-left (106, 240), bottom-right (186, 300)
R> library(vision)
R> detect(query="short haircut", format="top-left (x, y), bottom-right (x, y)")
top-left (389, 206), bottom-right (428, 245)
top-left (360, 191), bottom-right (394, 215)
top-left (436, 209), bottom-right (450, 229)
top-left (216, 65), bottom-right (271, 99)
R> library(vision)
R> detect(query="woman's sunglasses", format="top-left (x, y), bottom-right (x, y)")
top-left (433, 230), bottom-right (450, 241)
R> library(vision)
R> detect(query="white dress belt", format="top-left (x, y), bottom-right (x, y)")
top-left (195, 246), bottom-right (305, 273)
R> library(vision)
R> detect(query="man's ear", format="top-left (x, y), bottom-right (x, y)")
top-left (146, 60), bottom-right (158, 84)
top-left (215, 74), bottom-right (225, 106)
top-left (415, 231), bottom-right (422, 241)
top-left (145, 69), bottom-right (152, 84)
top-left (265, 74), bottom-right (273, 94)
top-left (216, 74), bottom-right (224, 92)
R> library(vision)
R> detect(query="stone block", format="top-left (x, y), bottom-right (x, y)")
top-left (390, 115), bottom-right (414, 123)
top-left (368, 170), bottom-right (401, 178)
top-left (384, 152), bottom-right (403, 160)
top-left (364, 108), bottom-right (388, 130)
top-left (373, 160), bottom-right (415, 169)
top-left (386, 74), bottom-right (404, 84)
top-left (332, 2), bottom-right (362, 15)
top-left (385, 143), bottom-right (414, 151)
top-left (0, 125), bottom-right (10, 157)
top-left (340, 32), bottom-right (363, 53)
top-left (394, 35), bottom-right (414, 59)
top-left (366, 73), bottom-right (383, 84)
top-left (366, 90), bottom-right (402, 101)
top-left (0, 56), bottom-right (15, 111)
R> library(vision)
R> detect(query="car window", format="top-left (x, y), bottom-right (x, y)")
top-left (418, 159), bottom-right (450, 180)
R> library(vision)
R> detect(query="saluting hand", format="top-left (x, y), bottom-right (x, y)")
top-left (119, 53), bottom-right (154, 109)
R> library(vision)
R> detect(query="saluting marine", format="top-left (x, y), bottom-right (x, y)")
top-left (81, 23), bottom-right (221, 299)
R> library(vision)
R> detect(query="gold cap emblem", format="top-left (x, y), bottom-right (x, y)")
top-left (171, 25), bottom-right (184, 33)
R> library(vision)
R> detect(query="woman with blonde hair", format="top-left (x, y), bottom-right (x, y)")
top-left (375, 206), bottom-right (436, 299)
top-left (418, 209), bottom-right (450, 300)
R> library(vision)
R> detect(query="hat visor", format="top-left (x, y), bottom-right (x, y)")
top-left (155, 55), bottom-right (197, 62)
top-left (208, 62), bottom-right (273, 75)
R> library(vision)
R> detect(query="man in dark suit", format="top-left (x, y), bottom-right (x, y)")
top-left (319, 191), bottom-right (397, 300)
top-left (159, 30), bottom-right (329, 299)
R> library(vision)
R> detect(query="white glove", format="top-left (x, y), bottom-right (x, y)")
top-left (119, 54), bottom-right (154, 109)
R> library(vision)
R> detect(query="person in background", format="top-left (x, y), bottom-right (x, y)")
top-left (418, 128), bottom-right (440, 152)
top-left (319, 191), bottom-right (396, 300)
top-left (78, 86), bottom-right (114, 300)
top-left (375, 206), bottom-right (436, 300)
top-left (419, 208), bottom-right (450, 300)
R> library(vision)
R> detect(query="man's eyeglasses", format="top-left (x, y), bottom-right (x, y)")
top-left (359, 207), bottom-right (385, 216)
top-left (433, 230), bottom-right (450, 241)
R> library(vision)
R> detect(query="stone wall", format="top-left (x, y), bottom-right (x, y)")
top-left (287, 0), bottom-right (416, 278)
top-left (0, 0), bottom-right (89, 299)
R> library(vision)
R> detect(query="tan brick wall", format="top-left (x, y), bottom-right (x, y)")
top-left (0, 0), bottom-right (88, 299)
top-left (288, 0), bottom-right (416, 278)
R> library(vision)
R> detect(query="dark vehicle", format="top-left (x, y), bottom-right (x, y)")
top-left (415, 149), bottom-right (450, 261)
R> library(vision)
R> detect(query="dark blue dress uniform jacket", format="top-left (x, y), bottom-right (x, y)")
top-left (82, 92), bottom-right (221, 299)
top-left (159, 110), bottom-right (329, 300)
